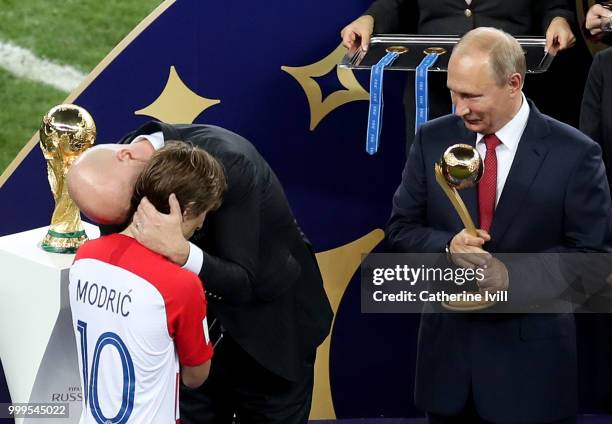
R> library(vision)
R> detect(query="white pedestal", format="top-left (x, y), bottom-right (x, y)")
top-left (0, 224), bottom-right (99, 423)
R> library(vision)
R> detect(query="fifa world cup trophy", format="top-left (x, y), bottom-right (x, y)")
top-left (39, 104), bottom-right (96, 253)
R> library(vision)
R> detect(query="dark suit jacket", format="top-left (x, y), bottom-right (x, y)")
top-left (105, 121), bottom-right (333, 381)
top-left (365, 0), bottom-right (574, 35)
top-left (386, 102), bottom-right (611, 422)
top-left (581, 47), bottom-right (612, 189)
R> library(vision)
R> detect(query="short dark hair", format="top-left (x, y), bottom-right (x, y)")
top-left (131, 141), bottom-right (226, 218)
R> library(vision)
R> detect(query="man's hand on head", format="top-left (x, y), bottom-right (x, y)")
top-left (132, 193), bottom-right (190, 266)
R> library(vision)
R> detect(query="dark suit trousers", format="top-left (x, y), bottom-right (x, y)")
top-left (428, 411), bottom-right (577, 424)
top-left (180, 335), bottom-right (314, 424)
top-left (426, 389), bottom-right (577, 424)
top-left (426, 389), bottom-right (489, 424)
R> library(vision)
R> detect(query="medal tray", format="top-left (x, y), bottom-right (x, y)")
top-left (340, 35), bottom-right (552, 73)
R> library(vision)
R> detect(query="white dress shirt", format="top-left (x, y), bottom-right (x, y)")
top-left (475, 93), bottom-right (530, 206)
top-left (131, 132), bottom-right (204, 274)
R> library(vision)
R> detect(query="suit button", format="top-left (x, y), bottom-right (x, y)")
top-left (464, 8), bottom-right (472, 17)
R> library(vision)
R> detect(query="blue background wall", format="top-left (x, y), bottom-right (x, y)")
top-left (0, 0), bottom-right (607, 419)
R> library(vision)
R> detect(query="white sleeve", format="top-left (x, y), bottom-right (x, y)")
top-left (182, 242), bottom-right (204, 274)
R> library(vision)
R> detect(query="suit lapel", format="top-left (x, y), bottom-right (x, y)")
top-left (488, 103), bottom-right (550, 248)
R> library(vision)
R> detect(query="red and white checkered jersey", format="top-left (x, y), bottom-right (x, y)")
top-left (69, 234), bottom-right (213, 424)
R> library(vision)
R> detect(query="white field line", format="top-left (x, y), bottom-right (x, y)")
top-left (0, 40), bottom-right (85, 92)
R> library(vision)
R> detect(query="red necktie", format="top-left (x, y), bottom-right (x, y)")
top-left (478, 134), bottom-right (502, 232)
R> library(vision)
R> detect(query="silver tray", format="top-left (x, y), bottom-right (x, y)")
top-left (340, 35), bottom-right (553, 73)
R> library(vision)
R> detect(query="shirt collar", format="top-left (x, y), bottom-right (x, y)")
top-left (476, 93), bottom-right (530, 151)
top-left (131, 131), bottom-right (165, 151)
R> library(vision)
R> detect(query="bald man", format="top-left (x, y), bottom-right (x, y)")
top-left (68, 142), bottom-right (153, 224)
top-left (67, 123), bottom-right (333, 424)
top-left (386, 28), bottom-right (611, 423)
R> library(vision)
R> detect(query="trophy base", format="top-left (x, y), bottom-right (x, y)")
top-left (40, 229), bottom-right (88, 254)
top-left (442, 297), bottom-right (496, 312)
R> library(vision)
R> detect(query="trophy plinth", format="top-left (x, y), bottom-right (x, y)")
top-left (435, 144), bottom-right (495, 311)
top-left (39, 104), bottom-right (96, 253)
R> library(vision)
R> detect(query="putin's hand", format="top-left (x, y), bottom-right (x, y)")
top-left (448, 228), bottom-right (492, 269)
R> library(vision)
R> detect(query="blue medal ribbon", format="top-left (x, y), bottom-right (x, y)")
top-left (366, 51), bottom-right (400, 155)
top-left (414, 53), bottom-right (440, 133)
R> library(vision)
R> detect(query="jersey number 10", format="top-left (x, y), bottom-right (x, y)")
top-left (77, 320), bottom-right (136, 424)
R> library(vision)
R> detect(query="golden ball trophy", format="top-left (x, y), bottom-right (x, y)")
top-left (39, 104), bottom-right (96, 253)
top-left (435, 144), bottom-right (495, 311)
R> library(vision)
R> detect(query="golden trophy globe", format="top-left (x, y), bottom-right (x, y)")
top-left (435, 144), bottom-right (495, 311)
top-left (435, 144), bottom-right (482, 235)
top-left (39, 104), bottom-right (96, 253)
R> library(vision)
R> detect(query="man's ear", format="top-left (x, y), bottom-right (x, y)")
top-left (116, 148), bottom-right (135, 162)
top-left (508, 73), bottom-right (522, 94)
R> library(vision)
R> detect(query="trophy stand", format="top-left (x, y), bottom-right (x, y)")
top-left (0, 224), bottom-right (100, 424)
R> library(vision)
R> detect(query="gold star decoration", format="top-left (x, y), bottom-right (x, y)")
top-left (282, 44), bottom-right (369, 131)
top-left (135, 66), bottom-right (220, 124)
top-left (310, 229), bottom-right (385, 420)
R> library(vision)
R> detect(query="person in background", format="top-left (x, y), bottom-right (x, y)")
top-left (584, 1), bottom-right (612, 43)
top-left (340, 0), bottom-right (576, 154)
top-left (581, 47), bottom-right (612, 189)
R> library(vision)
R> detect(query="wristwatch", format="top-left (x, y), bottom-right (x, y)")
top-left (445, 241), bottom-right (454, 264)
